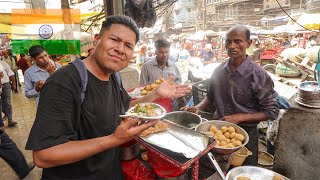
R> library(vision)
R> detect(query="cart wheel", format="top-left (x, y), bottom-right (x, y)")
top-left (263, 64), bottom-right (276, 74)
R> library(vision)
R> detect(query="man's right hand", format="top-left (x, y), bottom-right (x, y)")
top-left (180, 106), bottom-right (200, 114)
top-left (35, 80), bottom-right (45, 92)
top-left (113, 118), bottom-right (158, 145)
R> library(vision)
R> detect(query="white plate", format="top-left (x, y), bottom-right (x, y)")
top-left (124, 103), bottom-right (166, 120)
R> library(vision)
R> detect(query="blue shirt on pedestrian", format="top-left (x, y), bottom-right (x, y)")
top-left (24, 62), bottom-right (62, 104)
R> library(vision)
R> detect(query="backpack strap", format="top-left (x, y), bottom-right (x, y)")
top-left (70, 59), bottom-right (88, 103)
top-left (114, 72), bottom-right (122, 91)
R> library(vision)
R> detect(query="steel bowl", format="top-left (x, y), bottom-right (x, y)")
top-left (226, 166), bottom-right (289, 180)
top-left (164, 111), bottom-right (202, 129)
top-left (296, 81), bottom-right (320, 108)
top-left (195, 120), bottom-right (249, 155)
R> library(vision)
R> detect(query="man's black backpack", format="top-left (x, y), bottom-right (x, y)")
top-left (70, 59), bottom-right (122, 103)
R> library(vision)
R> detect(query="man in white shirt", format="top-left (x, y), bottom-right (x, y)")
top-left (0, 61), bottom-right (17, 126)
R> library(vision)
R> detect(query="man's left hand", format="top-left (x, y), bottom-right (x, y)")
top-left (156, 78), bottom-right (191, 98)
top-left (221, 114), bottom-right (247, 124)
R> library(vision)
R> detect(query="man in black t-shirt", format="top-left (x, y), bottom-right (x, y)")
top-left (26, 15), bottom-right (190, 179)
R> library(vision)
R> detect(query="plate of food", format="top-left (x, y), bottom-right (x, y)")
top-left (120, 103), bottom-right (166, 120)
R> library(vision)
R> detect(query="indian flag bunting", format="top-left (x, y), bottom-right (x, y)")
top-left (11, 9), bottom-right (81, 55)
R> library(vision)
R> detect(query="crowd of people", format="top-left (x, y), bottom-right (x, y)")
top-left (0, 15), bottom-right (284, 179)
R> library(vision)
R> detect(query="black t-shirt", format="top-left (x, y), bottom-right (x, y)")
top-left (26, 64), bottom-right (131, 180)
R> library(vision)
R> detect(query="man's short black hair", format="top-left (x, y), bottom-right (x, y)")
top-left (20, 53), bottom-right (25, 57)
top-left (29, 45), bottom-right (46, 58)
top-left (155, 39), bottom-right (171, 50)
top-left (100, 15), bottom-right (140, 43)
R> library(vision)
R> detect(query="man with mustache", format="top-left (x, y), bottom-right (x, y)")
top-left (182, 25), bottom-right (279, 166)
top-left (26, 15), bottom-right (190, 179)
top-left (24, 45), bottom-right (62, 105)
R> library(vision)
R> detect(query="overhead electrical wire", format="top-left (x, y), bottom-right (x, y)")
top-left (275, 0), bottom-right (319, 32)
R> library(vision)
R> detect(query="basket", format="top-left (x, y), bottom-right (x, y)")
top-left (195, 120), bottom-right (249, 155)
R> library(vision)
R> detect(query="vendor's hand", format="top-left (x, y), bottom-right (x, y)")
top-left (35, 80), bottom-right (45, 92)
top-left (46, 61), bottom-right (56, 74)
top-left (113, 117), bottom-right (158, 144)
top-left (180, 106), bottom-right (199, 114)
top-left (156, 77), bottom-right (191, 98)
top-left (221, 114), bottom-right (246, 124)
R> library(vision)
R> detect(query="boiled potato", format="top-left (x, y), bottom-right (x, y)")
top-left (210, 125), bottom-right (218, 133)
top-left (224, 132), bottom-right (230, 139)
top-left (230, 138), bottom-right (236, 143)
top-left (225, 138), bottom-right (230, 144)
top-left (235, 134), bottom-right (245, 141)
top-left (221, 126), bottom-right (228, 133)
top-left (228, 126), bottom-right (236, 133)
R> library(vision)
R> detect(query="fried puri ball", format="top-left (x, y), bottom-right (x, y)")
top-left (237, 177), bottom-right (251, 180)
top-left (153, 121), bottom-right (168, 133)
top-left (228, 126), bottom-right (236, 133)
top-left (155, 80), bottom-right (162, 84)
top-left (160, 78), bottom-right (165, 82)
top-left (272, 175), bottom-right (285, 180)
top-left (216, 130), bottom-right (223, 135)
top-left (140, 90), bottom-right (148, 95)
top-left (210, 125), bottom-right (218, 133)
top-left (224, 132), bottom-right (231, 139)
top-left (221, 126), bottom-right (228, 133)
top-left (150, 83), bottom-right (158, 89)
top-left (145, 85), bottom-right (152, 91)
top-left (235, 134), bottom-right (245, 141)
top-left (140, 127), bottom-right (155, 137)
top-left (230, 132), bottom-right (237, 139)
top-left (141, 152), bottom-right (148, 161)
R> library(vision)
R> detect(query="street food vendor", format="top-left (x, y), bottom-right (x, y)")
top-left (25, 15), bottom-right (190, 179)
top-left (182, 24), bottom-right (279, 166)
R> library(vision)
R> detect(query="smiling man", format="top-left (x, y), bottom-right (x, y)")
top-left (182, 25), bottom-right (279, 166)
top-left (26, 15), bottom-right (190, 179)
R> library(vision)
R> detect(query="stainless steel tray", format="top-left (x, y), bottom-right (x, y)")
top-left (139, 119), bottom-right (210, 158)
top-left (226, 166), bottom-right (290, 180)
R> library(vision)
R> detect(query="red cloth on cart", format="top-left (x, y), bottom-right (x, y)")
top-left (146, 148), bottom-right (187, 178)
top-left (121, 159), bottom-right (155, 180)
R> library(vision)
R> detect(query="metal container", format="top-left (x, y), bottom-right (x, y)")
top-left (164, 111), bottom-right (202, 129)
top-left (195, 120), bottom-right (249, 155)
top-left (120, 143), bottom-right (140, 161)
top-left (296, 81), bottom-right (320, 108)
top-left (258, 151), bottom-right (274, 170)
top-left (226, 166), bottom-right (289, 180)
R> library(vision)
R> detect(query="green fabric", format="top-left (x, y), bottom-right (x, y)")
top-left (11, 39), bottom-right (80, 55)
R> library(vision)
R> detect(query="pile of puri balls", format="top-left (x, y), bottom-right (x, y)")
top-left (140, 78), bottom-right (165, 95)
top-left (205, 125), bottom-right (245, 148)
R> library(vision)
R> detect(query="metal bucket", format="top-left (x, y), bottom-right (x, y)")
top-left (296, 81), bottom-right (320, 108)
top-left (164, 111), bottom-right (202, 129)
